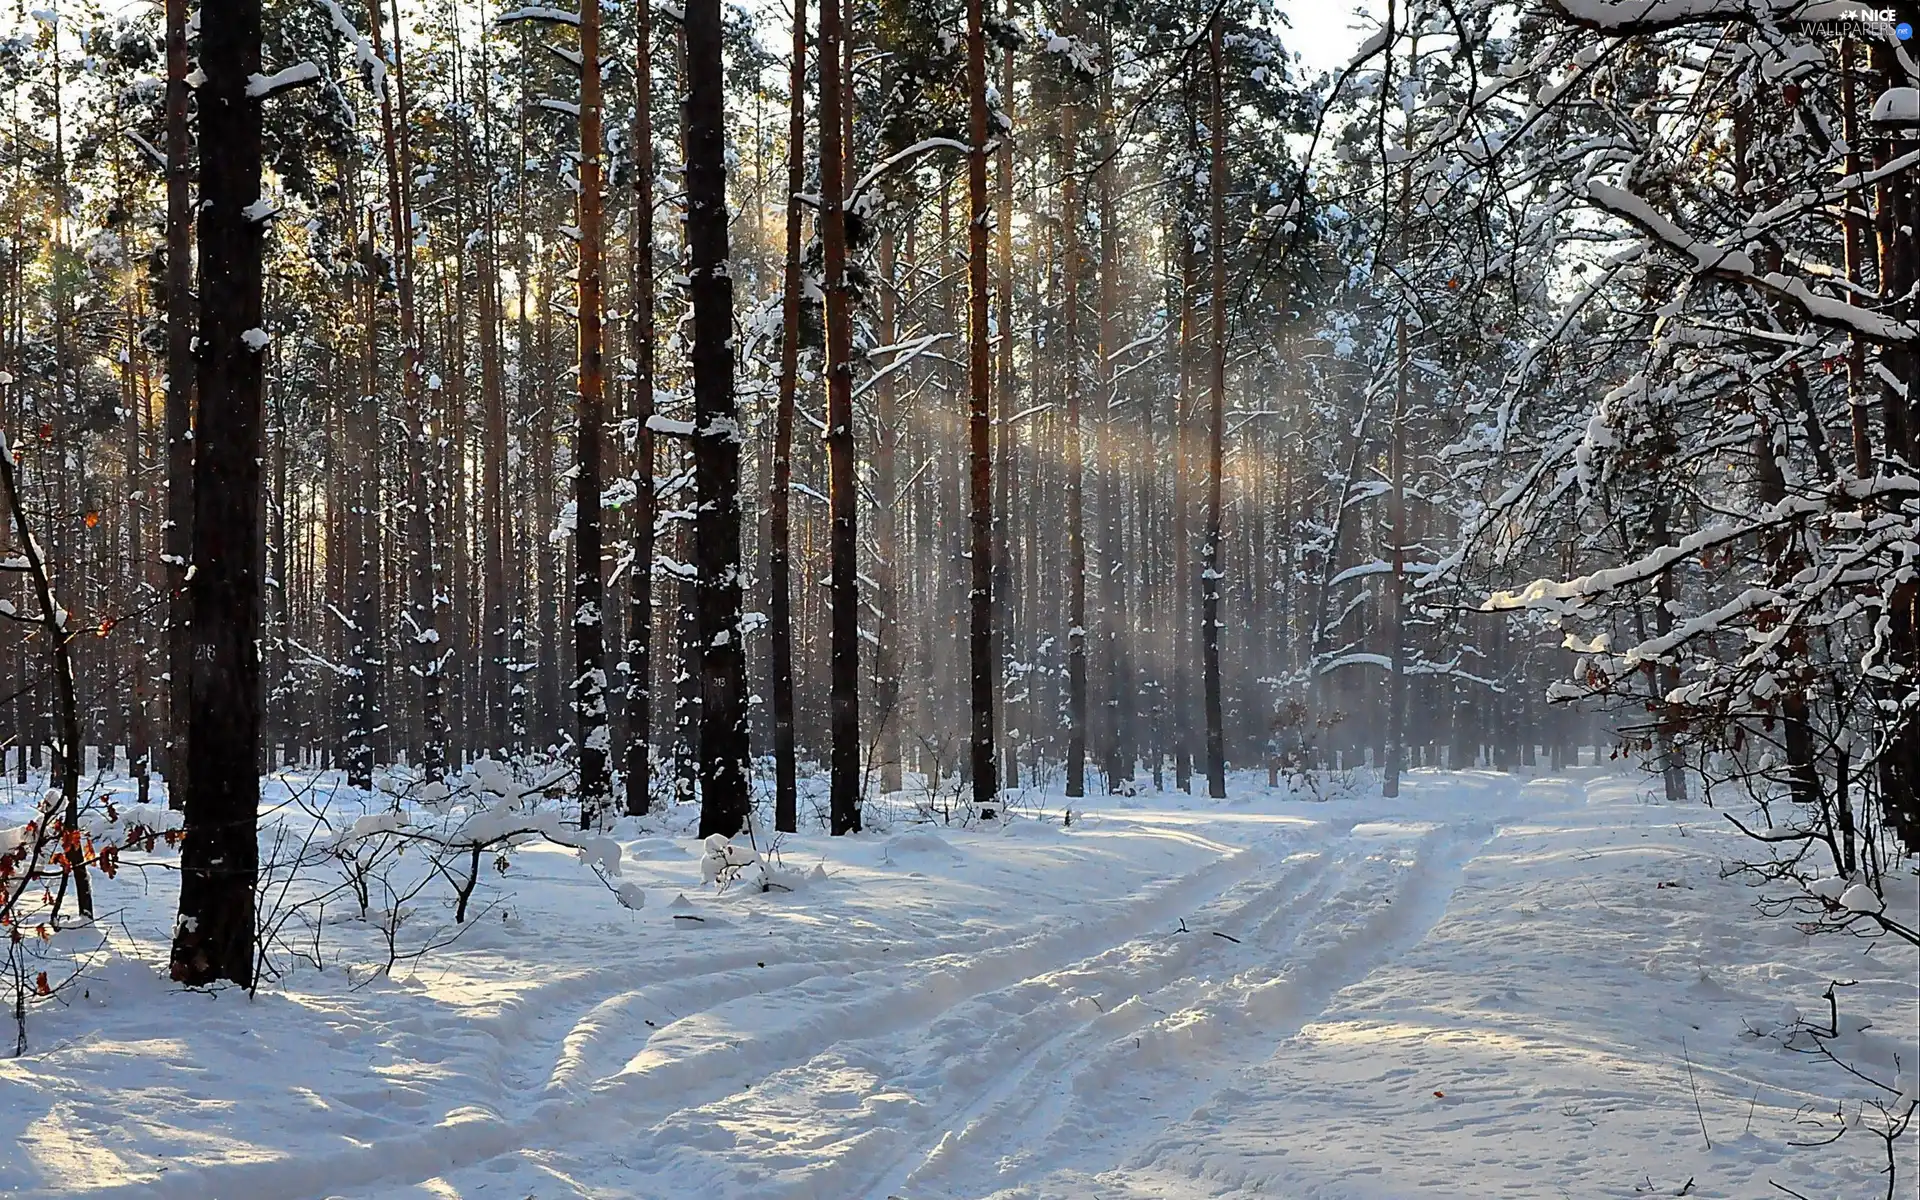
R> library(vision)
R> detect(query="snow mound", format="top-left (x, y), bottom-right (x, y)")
top-left (885, 829), bottom-right (959, 856)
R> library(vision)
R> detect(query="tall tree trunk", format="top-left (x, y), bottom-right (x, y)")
top-left (0, 412), bottom-right (90, 920)
top-left (1200, 19), bottom-right (1227, 799)
top-left (687, 0), bottom-right (750, 839)
top-left (1382, 310), bottom-right (1409, 798)
top-left (1870, 41), bottom-right (1920, 849)
top-left (124, 298), bottom-right (152, 803)
top-left (1095, 38), bottom-right (1127, 790)
top-left (163, 0), bottom-right (194, 810)
top-left (1062, 96), bottom-right (1088, 800)
top-left (369, 0), bottom-right (444, 783)
top-left (768, 0), bottom-right (806, 831)
top-left (874, 228), bottom-right (903, 793)
top-left (625, 0), bottom-right (657, 817)
top-left (573, 0), bottom-right (612, 825)
top-left (1172, 185), bottom-right (1195, 793)
top-left (965, 0), bottom-right (997, 809)
top-left (820, 0), bottom-right (861, 834)
top-left (992, 29), bottom-right (1018, 790)
top-left (171, 0), bottom-right (261, 987)
top-left (478, 41), bottom-right (510, 761)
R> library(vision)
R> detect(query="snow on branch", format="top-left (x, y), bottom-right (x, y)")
top-left (498, 5), bottom-right (581, 25)
top-left (1483, 474), bottom-right (1920, 619)
top-left (1585, 182), bottom-right (1920, 345)
top-left (854, 333), bottom-right (950, 401)
top-left (1870, 87), bottom-right (1920, 123)
top-left (322, 0), bottom-right (385, 90)
top-left (1544, 0), bottom-right (1831, 34)
top-left (247, 61), bottom-right (323, 99)
top-left (847, 138), bottom-right (970, 211)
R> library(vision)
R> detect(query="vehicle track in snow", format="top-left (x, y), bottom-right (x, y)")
top-left (81, 813), bottom-right (1321, 1200)
top-left (834, 818), bottom-right (1498, 1200)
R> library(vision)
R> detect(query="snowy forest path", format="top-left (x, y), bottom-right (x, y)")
top-left (853, 817), bottom-right (1500, 1199)
top-left (70, 800), bottom-right (1338, 1200)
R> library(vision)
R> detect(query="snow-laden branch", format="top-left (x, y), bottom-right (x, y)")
top-left (1544, 0), bottom-right (1836, 34)
top-left (846, 138), bottom-right (970, 210)
top-left (247, 61), bottom-right (323, 99)
top-left (1484, 474), bottom-right (1920, 618)
top-left (322, 0), bottom-right (385, 90)
top-left (1586, 182), bottom-right (1920, 345)
top-left (498, 5), bottom-right (581, 26)
top-left (854, 333), bottom-right (950, 401)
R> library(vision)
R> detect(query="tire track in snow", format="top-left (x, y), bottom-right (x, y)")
top-left (878, 818), bottom-right (1499, 1199)
top-left (77, 815), bottom-right (1317, 1200)
top-left (834, 842), bottom-right (1350, 1200)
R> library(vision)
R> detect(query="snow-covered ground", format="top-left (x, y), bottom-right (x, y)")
top-left (1, 767), bottom-right (1914, 1199)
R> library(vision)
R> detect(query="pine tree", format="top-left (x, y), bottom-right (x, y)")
top-left (171, 0), bottom-right (264, 988)
top-left (687, 0), bottom-right (750, 838)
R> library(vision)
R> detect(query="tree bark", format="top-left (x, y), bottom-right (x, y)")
top-left (625, 0), bottom-right (657, 817)
top-left (369, 0), bottom-right (444, 783)
top-left (163, 0), bottom-right (194, 810)
top-left (1062, 94), bottom-right (1088, 800)
top-left (965, 0), bottom-right (997, 810)
top-left (171, 0), bottom-right (262, 987)
top-left (686, 0), bottom-right (750, 839)
top-left (573, 0), bottom-right (612, 824)
top-left (820, 0), bottom-right (862, 834)
top-left (1201, 19), bottom-right (1227, 799)
top-left (768, 0), bottom-right (806, 831)
top-left (992, 28), bottom-right (1018, 790)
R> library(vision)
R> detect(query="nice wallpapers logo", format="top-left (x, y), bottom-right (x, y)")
top-left (1803, 6), bottom-right (1915, 40)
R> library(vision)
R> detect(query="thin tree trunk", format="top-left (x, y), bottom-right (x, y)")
top-left (124, 297), bottom-right (151, 804)
top-left (0, 418), bottom-right (90, 920)
top-left (768, 0), bottom-right (806, 831)
top-left (1200, 19), bottom-right (1227, 799)
top-left (820, 0), bottom-right (861, 834)
top-left (1062, 95), bottom-right (1088, 800)
top-left (1095, 38), bottom-right (1127, 790)
top-left (965, 0), bottom-right (997, 809)
top-left (573, 0), bottom-right (612, 824)
top-left (992, 29), bottom-right (1018, 790)
top-left (1172, 185), bottom-right (1195, 793)
top-left (369, 0), bottom-right (444, 783)
top-left (163, 0), bottom-right (193, 810)
top-left (625, 0), bottom-right (657, 816)
top-left (874, 228), bottom-right (903, 793)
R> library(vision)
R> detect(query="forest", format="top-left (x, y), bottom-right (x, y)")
top-left (0, 0), bottom-right (1916, 1195)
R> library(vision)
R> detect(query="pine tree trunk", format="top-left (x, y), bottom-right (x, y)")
top-left (1200, 20), bottom-right (1227, 799)
top-left (370, 0), bottom-right (444, 783)
top-left (1062, 96), bottom-right (1088, 800)
top-left (1382, 310), bottom-right (1409, 799)
top-left (573, 0), bottom-right (612, 825)
top-left (768, 0), bottom-right (806, 831)
top-left (124, 301), bottom-right (151, 803)
top-left (686, 0), bottom-right (750, 839)
top-left (992, 30), bottom-right (1018, 791)
top-left (163, 0), bottom-right (194, 810)
top-left (874, 229), bottom-right (904, 793)
top-left (1172, 192), bottom-right (1195, 793)
top-left (171, 0), bottom-right (261, 987)
top-left (820, 0), bottom-right (862, 834)
top-left (965, 0), bottom-right (997, 810)
top-left (478, 63), bottom-right (510, 760)
top-left (625, 0), bottom-right (657, 817)
top-left (1095, 40), bottom-right (1127, 790)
